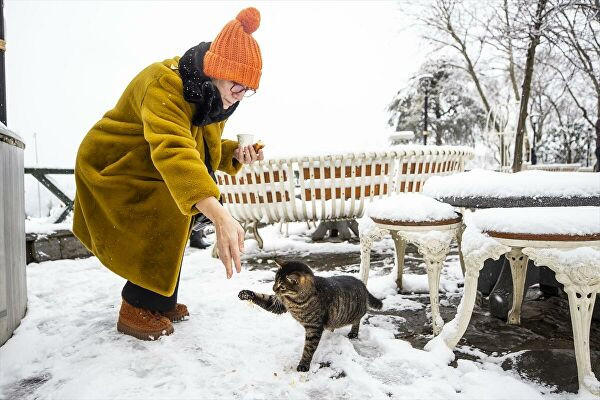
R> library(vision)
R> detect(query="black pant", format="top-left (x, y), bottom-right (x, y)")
top-left (121, 271), bottom-right (181, 312)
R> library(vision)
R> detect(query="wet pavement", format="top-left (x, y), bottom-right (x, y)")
top-left (242, 241), bottom-right (600, 395)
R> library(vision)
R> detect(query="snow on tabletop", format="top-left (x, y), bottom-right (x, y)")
top-left (0, 248), bottom-right (568, 400)
top-left (367, 193), bottom-right (458, 222)
top-left (469, 207), bottom-right (600, 235)
top-left (423, 169), bottom-right (600, 198)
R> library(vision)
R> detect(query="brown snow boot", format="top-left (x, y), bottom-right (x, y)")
top-left (117, 299), bottom-right (174, 341)
top-left (160, 303), bottom-right (190, 322)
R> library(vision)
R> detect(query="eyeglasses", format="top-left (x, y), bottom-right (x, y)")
top-left (230, 82), bottom-right (256, 98)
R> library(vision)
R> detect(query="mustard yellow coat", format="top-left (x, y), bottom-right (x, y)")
top-left (73, 57), bottom-right (242, 296)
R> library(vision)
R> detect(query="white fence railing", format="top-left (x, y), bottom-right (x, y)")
top-left (216, 146), bottom-right (474, 226)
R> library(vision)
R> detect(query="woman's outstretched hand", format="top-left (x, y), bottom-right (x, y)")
top-left (214, 213), bottom-right (245, 279)
top-left (233, 144), bottom-right (264, 164)
top-left (195, 197), bottom-right (244, 279)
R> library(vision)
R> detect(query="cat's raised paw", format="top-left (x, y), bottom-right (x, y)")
top-left (238, 290), bottom-right (255, 301)
top-left (347, 332), bottom-right (358, 339)
top-left (296, 364), bottom-right (310, 372)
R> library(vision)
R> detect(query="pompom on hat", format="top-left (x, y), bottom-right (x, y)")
top-left (203, 7), bottom-right (262, 90)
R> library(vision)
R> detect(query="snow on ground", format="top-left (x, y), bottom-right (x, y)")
top-left (25, 216), bottom-right (72, 235)
top-left (0, 223), bottom-right (584, 400)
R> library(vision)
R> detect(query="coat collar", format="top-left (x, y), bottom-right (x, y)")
top-left (178, 42), bottom-right (239, 126)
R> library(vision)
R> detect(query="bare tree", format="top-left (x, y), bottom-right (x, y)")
top-left (512, 0), bottom-right (548, 172)
top-left (411, 0), bottom-right (599, 169)
top-left (547, 4), bottom-right (600, 170)
top-left (418, 0), bottom-right (502, 129)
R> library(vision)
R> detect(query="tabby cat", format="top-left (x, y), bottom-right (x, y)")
top-left (238, 261), bottom-right (382, 372)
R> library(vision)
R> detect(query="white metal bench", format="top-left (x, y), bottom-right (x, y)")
top-left (215, 146), bottom-right (474, 247)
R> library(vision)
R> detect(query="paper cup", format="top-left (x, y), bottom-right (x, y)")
top-left (237, 134), bottom-right (254, 147)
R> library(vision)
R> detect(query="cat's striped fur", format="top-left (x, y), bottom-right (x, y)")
top-left (238, 261), bottom-right (382, 372)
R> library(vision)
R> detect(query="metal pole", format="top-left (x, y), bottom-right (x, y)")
top-left (587, 129), bottom-right (590, 167)
top-left (34, 132), bottom-right (42, 216)
top-left (500, 134), bottom-right (505, 168)
top-left (0, 0), bottom-right (6, 126)
top-left (531, 125), bottom-right (537, 165)
top-left (423, 85), bottom-right (428, 145)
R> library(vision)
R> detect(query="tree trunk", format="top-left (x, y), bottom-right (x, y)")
top-left (513, 0), bottom-right (548, 172)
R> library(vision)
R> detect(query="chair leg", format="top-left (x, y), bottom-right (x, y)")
top-left (348, 219), bottom-right (360, 238)
top-left (425, 257), bottom-right (444, 336)
top-left (524, 247), bottom-right (600, 396)
top-left (311, 221), bottom-right (330, 241)
top-left (559, 281), bottom-right (600, 396)
top-left (335, 220), bottom-right (353, 241)
top-left (439, 259), bottom-right (481, 347)
top-left (456, 222), bottom-right (466, 277)
top-left (427, 238), bottom-right (509, 351)
top-left (562, 281), bottom-right (600, 396)
top-left (359, 226), bottom-right (388, 285)
top-left (415, 238), bottom-right (451, 336)
top-left (506, 248), bottom-right (529, 325)
top-left (251, 222), bottom-right (264, 249)
top-left (390, 231), bottom-right (406, 291)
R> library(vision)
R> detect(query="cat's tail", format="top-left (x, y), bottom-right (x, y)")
top-left (367, 291), bottom-right (383, 310)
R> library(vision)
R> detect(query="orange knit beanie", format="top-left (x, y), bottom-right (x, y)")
top-left (203, 7), bottom-right (262, 90)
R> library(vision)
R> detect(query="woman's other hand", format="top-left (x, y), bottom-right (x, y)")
top-left (233, 145), bottom-right (264, 164)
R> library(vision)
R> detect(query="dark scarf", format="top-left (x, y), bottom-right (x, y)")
top-left (178, 42), bottom-right (239, 126)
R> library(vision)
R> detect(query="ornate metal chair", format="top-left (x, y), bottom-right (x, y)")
top-left (359, 194), bottom-right (462, 335)
top-left (426, 206), bottom-right (600, 396)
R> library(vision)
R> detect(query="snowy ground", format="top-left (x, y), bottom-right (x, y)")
top-left (0, 224), bottom-right (591, 400)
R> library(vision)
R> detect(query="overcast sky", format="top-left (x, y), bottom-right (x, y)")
top-left (5, 0), bottom-right (428, 167)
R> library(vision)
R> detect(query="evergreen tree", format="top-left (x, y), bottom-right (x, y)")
top-left (387, 58), bottom-right (486, 146)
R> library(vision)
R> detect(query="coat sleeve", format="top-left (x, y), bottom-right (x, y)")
top-left (218, 139), bottom-right (243, 175)
top-left (140, 75), bottom-right (220, 216)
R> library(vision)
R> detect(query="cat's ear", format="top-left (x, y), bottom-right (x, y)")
top-left (273, 259), bottom-right (284, 269)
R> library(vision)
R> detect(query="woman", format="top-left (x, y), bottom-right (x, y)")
top-left (72, 7), bottom-right (263, 340)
